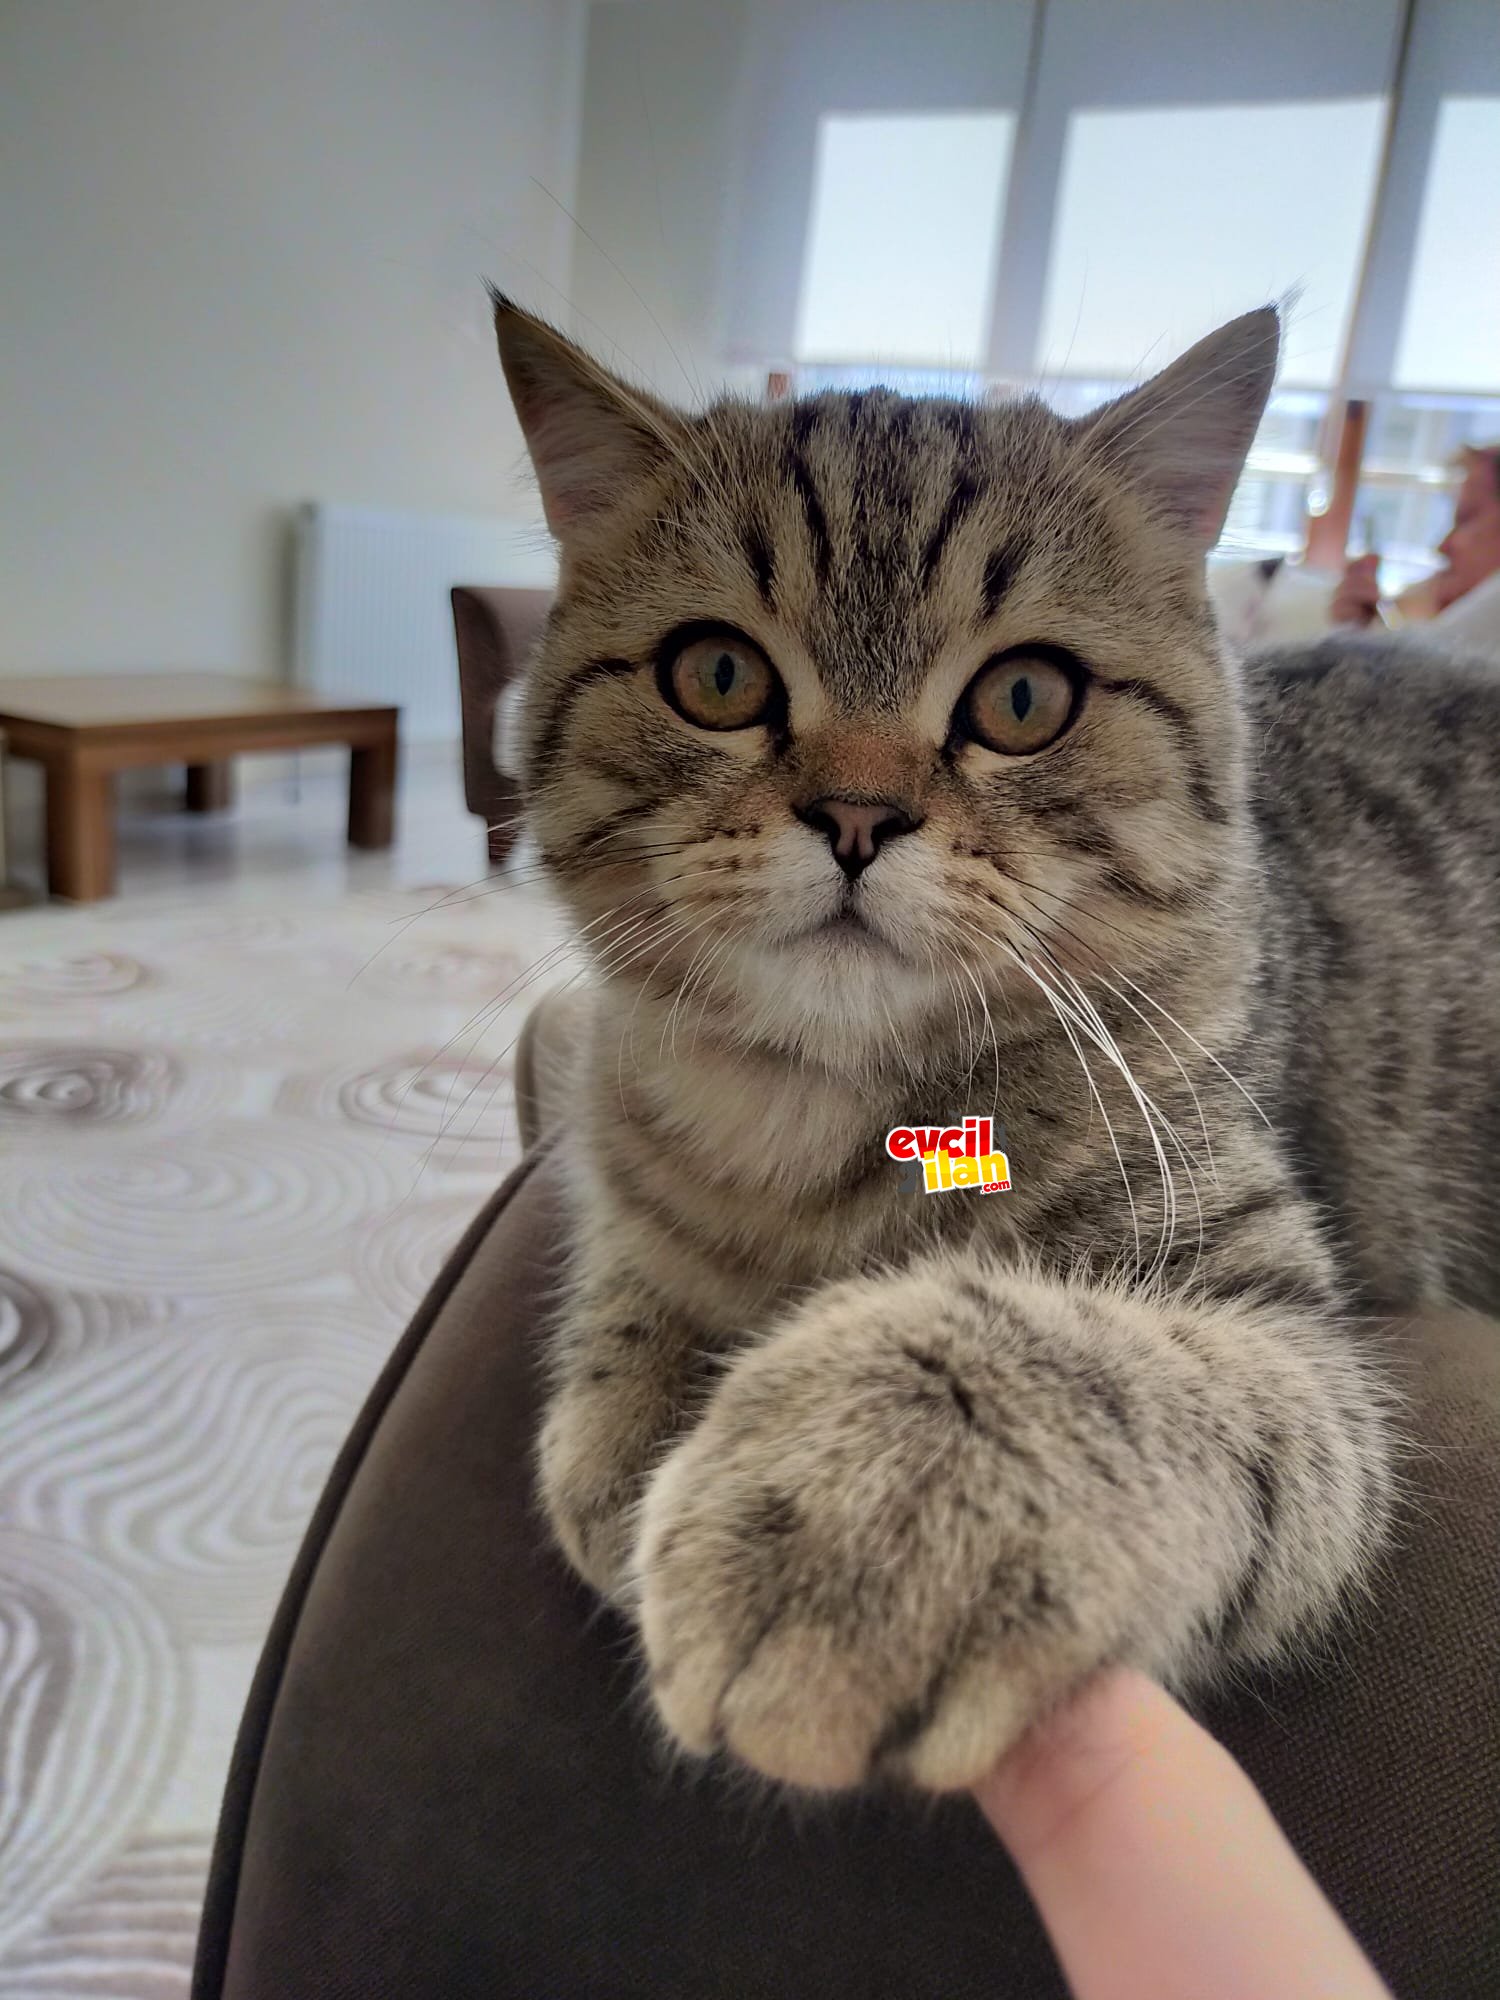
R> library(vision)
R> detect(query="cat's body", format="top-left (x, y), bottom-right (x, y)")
top-left (569, 640), bottom-right (1500, 1318)
top-left (490, 298), bottom-right (1498, 1791)
top-left (1247, 645), bottom-right (1500, 1311)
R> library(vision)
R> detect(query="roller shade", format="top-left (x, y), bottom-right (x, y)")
top-left (793, 112), bottom-right (1015, 365)
top-left (987, 0), bottom-right (1404, 388)
top-left (729, 0), bottom-right (1038, 366)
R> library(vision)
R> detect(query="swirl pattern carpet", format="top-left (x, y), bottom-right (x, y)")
top-left (0, 877), bottom-right (565, 1992)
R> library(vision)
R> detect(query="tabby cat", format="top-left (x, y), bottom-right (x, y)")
top-left (491, 295), bottom-right (1500, 1792)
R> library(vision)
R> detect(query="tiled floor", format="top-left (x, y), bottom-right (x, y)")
top-left (0, 744), bottom-right (565, 1993)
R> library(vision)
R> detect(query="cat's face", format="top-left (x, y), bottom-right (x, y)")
top-left (495, 300), bottom-right (1277, 1071)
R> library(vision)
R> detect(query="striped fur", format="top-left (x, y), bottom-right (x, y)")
top-left (491, 299), bottom-right (1492, 1792)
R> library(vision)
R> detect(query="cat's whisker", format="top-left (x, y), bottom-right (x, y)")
top-left (685, 929), bottom-right (744, 1060)
top-left (662, 941), bottom-right (709, 1063)
top-left (1030, 973), bottom-right (1143, 1272)
top-left (492, 842), bottom-right (697, 889)
top-left (1020, 934), bottom-right (1197, 1283)
top-left (664, 924), bottom-right (747, 1067)
top-left (941, 953), bottom-right (980, 1089)
top-left (944, 960), bottom-right (981, 1090)
top-left (989, 864), bottom-right (1270, 1136)
top-left (1050, 959), bottom-right (1204, 1283)
top-left (949, 904), bottom-right (1205, 1284)
top-left (662, 919), bottom-right (735, 1063)
top-left (956, 975), bottom-right (982, 1092)
top-left (608, 905), bottom-right (729, 1094)
top-left (601, 903), bottom-right (710, 987)
top-left (1000, 878), bottom-right (1217, 1182)
top-left (999, 860), bottom-right (1239, 973)
top-left (949, 947), bottom-right (1003, 1126)
top-left (1085, 968), bottom-right (1218, 1184)
top-left (1000, 891), bottom-right (1206, 1221)
top-left (343, 863), bottom-right (563, 985)
top-left (1028, 959), bottom-right (1169, 1279)
top-left (420, 895), bottom-right (692, 1162)
top-left (409, 880), bottom-right (697, 1172)
top-left (394, 886), bottom-right (671, 1144)
top-left (948, 916), bottom-right (1144, 1270)
top-left (1012, 915), bottom-right (1273, 1138)
top-left (1116, 972), bottom-right (1274, 1131)
top-left (609, 914), bottom-right (711, 1100)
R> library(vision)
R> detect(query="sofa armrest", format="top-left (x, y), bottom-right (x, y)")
top-left (450, 585), bottom-right (552, 865)
top-left (195, 1145), bottom-right (1500, 1999)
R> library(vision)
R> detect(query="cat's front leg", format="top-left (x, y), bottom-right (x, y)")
top-left (538, 1232), bottom-right (724, 1603)
top-left (634, 1256), bottom-right (1394, 1791)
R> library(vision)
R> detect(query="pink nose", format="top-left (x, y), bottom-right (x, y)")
top-left (796, 796), bottom-right (920, 880)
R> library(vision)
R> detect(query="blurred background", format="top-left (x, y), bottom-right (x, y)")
top-left (4, 0), bottom-right (1498, 724)
top-left (576, 0), bottom-right (1498, 597)
top-left (1, 3), bottom-right (1497, 1988)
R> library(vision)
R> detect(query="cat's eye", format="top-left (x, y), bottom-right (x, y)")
top-left (661, 628), bottom-right (780, 732)
top-left (961, 649), bottom-right (1081, 756)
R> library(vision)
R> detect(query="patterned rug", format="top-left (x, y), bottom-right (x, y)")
top-left (0, 876), bottom-right (566, 1992)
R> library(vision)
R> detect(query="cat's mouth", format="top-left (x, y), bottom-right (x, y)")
top-left (801, 902), bottom-right (892, 950)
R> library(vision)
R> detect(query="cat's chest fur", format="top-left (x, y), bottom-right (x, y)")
top-left (631, 1040), bottom-right (869, 1186)
top-left (579, 1005), bottom-right (1097, 1329)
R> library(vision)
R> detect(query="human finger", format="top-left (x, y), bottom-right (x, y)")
top-left (973, 1669), bottom-right (1392, 2000)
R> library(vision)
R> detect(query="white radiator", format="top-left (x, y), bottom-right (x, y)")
top-left (292, 504), bottom-right (557, 741)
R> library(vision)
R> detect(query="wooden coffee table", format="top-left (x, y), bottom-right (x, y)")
top-left (0, 673), bottom-right (400, 901)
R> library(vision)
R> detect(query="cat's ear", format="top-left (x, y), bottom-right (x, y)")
top-left (490, 291), bottom-right (682, 538)
top-left (1077, 307), bottom-right (1280, 551)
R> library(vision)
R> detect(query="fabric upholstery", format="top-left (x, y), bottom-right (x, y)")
top-left (450, 585), bottom-right (550, 865)
top-left (195, 1149), bottom-right (1500, 1999)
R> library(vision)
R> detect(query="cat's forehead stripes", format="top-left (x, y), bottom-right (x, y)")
top-left (980, 546), bottom-right (1021, 624)
top-left (784, 399), bottom-right (839, 589)
top-left (771, 392), bottom-right (1010, 606)
top-left (523, 381), bottom-right (1226, 800)
top-left (709, 392), bottom-right (1049, 711)
top-left (743, 519), bottom-right (776, 608)
top-left (918, 467), bottom-right (983, 593)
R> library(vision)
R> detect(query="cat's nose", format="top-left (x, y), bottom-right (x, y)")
top-left (795, 796), bottom-right (921, 881)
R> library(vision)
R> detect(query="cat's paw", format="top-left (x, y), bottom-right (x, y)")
top-left (538, 1377), bottom-right (653, 1601)
top-left (634, 1269), bottom-right (1183, 1791)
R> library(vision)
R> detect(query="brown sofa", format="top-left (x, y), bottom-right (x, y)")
top-left (193, 1092), bottom-right (1500, 1997)
top-left (450, 584), bottom-right (551, 865)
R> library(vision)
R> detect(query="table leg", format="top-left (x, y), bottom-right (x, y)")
top-left (348, 727), bottom-right (398, 849)
top-left (45, 759), bottom-right (116, 901)
top-left (186, 761), bottom-right (235, 812)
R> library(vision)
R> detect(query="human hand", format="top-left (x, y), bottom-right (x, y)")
top-left (1330, 553), bottom-right (1382, 628)
top-left (974, 1669), bottom-right (1392, 2000)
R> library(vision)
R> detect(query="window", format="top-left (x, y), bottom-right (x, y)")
top-left (1035, 100), bottom-right (1388, 388)
top-left (1393, 96), bottom-right (1500, 394)
top-left (1353, 389), bottom-right (1500, 590)
top-left (654, 0), bottom-right (1495, 566)
top-left (1224, 391), bottom-right (1331, 559)
top-left (794, 113), bottom-right (1015, 367)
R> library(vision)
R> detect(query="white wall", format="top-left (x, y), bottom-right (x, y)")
top-left (568, 1), bottom-right (1036, 397)
top-left (1, 0), bottom-right (585, 677)
top-left (569, 0), bottom-right (752, 404)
